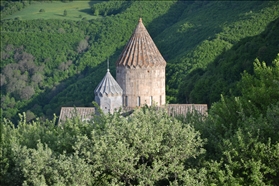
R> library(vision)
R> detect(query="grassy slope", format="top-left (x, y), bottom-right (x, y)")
top-left (2, 1), bottom-right (99, 21)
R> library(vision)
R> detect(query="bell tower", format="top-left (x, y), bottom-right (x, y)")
top-left (116, 18), bottom-right (166, 108)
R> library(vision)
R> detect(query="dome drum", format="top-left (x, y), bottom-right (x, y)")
top-left (115, 18), bottom-right (166, 108)
top-left (117, 66), bottom-right (165, 108)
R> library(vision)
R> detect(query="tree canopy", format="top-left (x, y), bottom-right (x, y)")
top-left (1, 55), bottom-right (279, 185)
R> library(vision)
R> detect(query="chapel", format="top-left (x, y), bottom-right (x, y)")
top-left (58, 18), bottom-right (207, 122)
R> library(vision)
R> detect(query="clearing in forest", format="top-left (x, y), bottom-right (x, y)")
top-left (3, 1), bottom-right (101, 21)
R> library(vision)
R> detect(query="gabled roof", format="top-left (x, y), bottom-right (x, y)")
top-left (94, 70), bottom-right (123, 97)
top-left (116, 18), bottom-right (166, 68)
top-left (58, 107), bottom-right (95, 123)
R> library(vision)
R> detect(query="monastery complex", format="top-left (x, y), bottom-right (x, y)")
top-left (59, 18), bottom-right (207, 122)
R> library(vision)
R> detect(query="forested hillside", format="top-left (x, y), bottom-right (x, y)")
top-left (1, 0), bottom-right (279, 121)
top-left (1, 1), bottom-right (279, 185)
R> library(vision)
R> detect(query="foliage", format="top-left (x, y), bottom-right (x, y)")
top-left (63, 9), bottom-right (67, 16)
top-left (91, 1), bottom-right (131, 17)
top-left (0, 1), bottom-right (29, 18)
top-left (1, 1), bottom-right (279, 183)
top-left (90, 107), bottom-right (206, 185)
top-left (238, 56), bottom-right (279, 116)
top-left (1, 56), bottom-right (279, 185)
top-left (1, 106), bottom-right (206, 185)
top-left (177, 4), bottom-right (279, 105)
top-left (209, 55), bottom-right (279, 132)
top-left (206, 129), bottom-right (279, 185)
top-left (193, 57), bottom-right (279, 185)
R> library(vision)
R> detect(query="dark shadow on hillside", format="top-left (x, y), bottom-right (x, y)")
top-left (17, 4), bottom-right (135, 123)
top-left (87, 1), bottom-right (132, 17)
top-left (142, 1), bottom-right (275, 104)
top-left (178, 16), bottom-right (279, 106)
top-left (152, 1), bottom-right (268, 62)
top-left (78, 8), bottom-right (92, 15)
top-left (54, 13), bottom-right (65, 17)
top-left (22, 51), bottom-right (121, 122)
top-left (141, 1), bottom-right (269, 104)
top-left (88, 1), bottom-right (101, 7)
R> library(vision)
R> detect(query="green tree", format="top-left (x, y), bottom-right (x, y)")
top-left (86, 106), bottom-right (206, 185)
top-left (209, 54), bottom-right (279, 129)
top-left (76, 39), bottom-right (88, 53)
top-left (92, 8), bottom-right (99, 16)
top-left (63, 9), bottom-right (67, 16)
top-left (197, 55), bottom-right (279, 185)
top-left (238, 55), bottom-right (279, 117)
top-left (1, 106), bottom-right (207, 185)
top-left (205, 127), bottom-right (279, 185)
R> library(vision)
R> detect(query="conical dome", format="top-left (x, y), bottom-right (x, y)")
top-left (116, 18), bottom-right (166, 68)
top-left (94, 70), bottom-right (123, 97)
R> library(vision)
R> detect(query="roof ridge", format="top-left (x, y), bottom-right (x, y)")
top-left (94, 71), bottom-right (123, 97)
top-left (116, 18), bottom-right (166, 68)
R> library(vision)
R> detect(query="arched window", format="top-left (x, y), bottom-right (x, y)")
top-left (123, 96), bottom-right (128, 107)
top-left (137, 96), bottom-right (140, 106)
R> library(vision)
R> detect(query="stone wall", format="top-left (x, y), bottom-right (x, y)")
top-left (95, 95), bottom-right (122, 114)
top-left (116, 66), bottom-right (165, 108)
top-left (121, 104), bottom-right (208, 117)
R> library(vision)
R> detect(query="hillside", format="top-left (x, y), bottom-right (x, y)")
top-left (1, 0), bottom-right (279, 121)
top-left (1, 1), bottom-right (99, 21)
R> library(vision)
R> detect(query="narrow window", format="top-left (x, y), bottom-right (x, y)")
top-left (137, 96), bottom-right (140, 106)
top-left (150, 96), bottom-right (153, 105)
top-left (125, 96), bottom-right (128, 107)
top-left (160, 95), bottom-right (162, 106)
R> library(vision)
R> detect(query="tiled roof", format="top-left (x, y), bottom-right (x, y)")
top-left (116, 18), bottom-right (167, 68)
top-left (58, 104), bottom-right (208, 123)
top-left (94, 70), bottom-right (123, 97)
top-left (167, 104), bottom-right (208, 116)
top-left (58, 107), bottom-right (95, 123)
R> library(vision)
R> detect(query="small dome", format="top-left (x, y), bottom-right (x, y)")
top-left (116, 18), bottom-right (166, 68)
top-left (94, 70), bottom-right (123, 97)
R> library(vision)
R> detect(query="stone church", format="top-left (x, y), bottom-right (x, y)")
top-left (59, 18), bottom-right (207, 122)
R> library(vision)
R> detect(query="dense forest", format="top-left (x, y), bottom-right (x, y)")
top-left (1, 1), bottom-right (279, 184)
